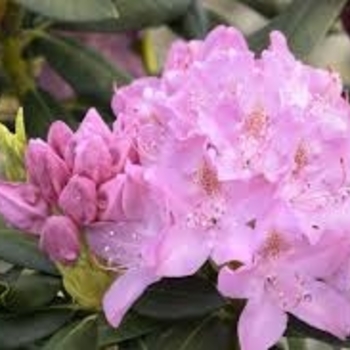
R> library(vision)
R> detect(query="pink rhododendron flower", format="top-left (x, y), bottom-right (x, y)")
top-left (107, 25), bottom-right (350, 345)
top-left (218, 204), bottom-right (350, 350)
top-left (2, 24), bottom-right (350, 349)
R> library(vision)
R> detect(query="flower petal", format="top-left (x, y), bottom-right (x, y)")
top-left (103, 268), bottom-right (159, 327)
top-left (156, 225), bottom-right (211, 277)
top-left (40, 215), bottom-right (80, 264)
top-left (59, 175), bottom-right (97, 224)
top-left (0, 182), bottom-right (48, 233)
top-left (218, 266), bottom-right (261, 299)
top-left (26, 140), bottom-right (69, 204)
top-left (291, 279), bottom-right (350, 339)
top-left (238, 296), bottom-right (287, 350)
top-left (47, 121), bottom-right (73, 159)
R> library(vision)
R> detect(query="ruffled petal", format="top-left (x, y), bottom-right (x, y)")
top-left (291, 279), bottom-right (350, 339)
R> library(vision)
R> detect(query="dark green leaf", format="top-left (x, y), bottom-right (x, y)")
top-left (134, 276), bottom-right (225, 320)
top-left (22, 88), bottom-right (56, 137)
top-left (120, 316), bottom-right (233, 350)
top-left (0, 265), bottom-right (22, 283)
top-left (249, 0), bottom-right (347, 58)
top-left (98, 312), bottom-right (161, 347)
top-left (0, 308), bottom-right (73, 349)
top-left (287, 315), bottom-right (350, 347)
top-left (170, 0), bottom-right (209, 39)
top-left (14, 0), bottom-right (118, 22)
top-left (54, 0), bottom-right (192, 32)
top-left (0, 228), bottom-right (58, 275)
top-left (0, 273), bottom-right (61, 312)
top-left (43, 315), bottom-right (98, 350)
top-left (154, 316), bottom-right (233, 350)
top-left (240, 0), bottom-right (285, 18)
top-left (32, 34), bottom-right (131, 106)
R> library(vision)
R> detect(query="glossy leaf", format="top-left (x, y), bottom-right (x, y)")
top-left (14, 0), bottom-right (118, 22)
top-left (98, 312), bottom-right (161, 347)
top-left (0, 273), bottom-right (61, 312)
top-left (134, 276), bottom-right (225, 320)
top-left (120, 316), bottom-right (233, 350)
top-left (170, 0), bottom-right (209, 39)
top-left (23, 88), bottom-right (58, 137)
top-left (54, 0), bottom-right (192, 32)
top-left (43, 315), bottom-right (98, 350)
top-left (249, 0), bottom-right (347, 58)
top-left (287, 315), bottom-right (350, 347)
top-left (32, 34), bottom-right (131, 106)
top-left (0, 308), bottom-right (73, 349)
top-left (0, 228), bottom-right (58, 275)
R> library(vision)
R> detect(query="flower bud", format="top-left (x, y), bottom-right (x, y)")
top-left (26, 140), bottom-right (70, 204)
top-left (40, 215), bottom-right (80, 264)
top-left (59, 175), bottom-right (97, 224)
top-left (47, 121), bottom-right (73, 159)
top-left (0, 182), bottom-right (48, 233)
top-left (73, 136), bottom-right (113, 184)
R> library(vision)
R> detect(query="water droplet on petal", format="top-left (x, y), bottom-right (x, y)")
top-left (303, 292), bottom-right (312, 302)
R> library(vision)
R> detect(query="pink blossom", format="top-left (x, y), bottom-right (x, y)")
top-left (85, 164), bottom-right (168, 326)
top-left (218, 205), bottom-right (350, 350)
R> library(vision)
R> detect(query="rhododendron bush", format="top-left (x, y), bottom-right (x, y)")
top-left (1, 0), bottom-right (350, 349)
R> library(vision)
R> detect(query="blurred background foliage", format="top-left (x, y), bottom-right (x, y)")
top-left (0, 0), bottom-right (350, 349)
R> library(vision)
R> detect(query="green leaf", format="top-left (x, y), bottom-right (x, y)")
top-left (22, 88), bottom-right (56, 137)
top-left (248, 0), bottom-right (347, 58)
top-left (0, 273), bottom-right (61, 312)
top-left (54, 0), bottom-right (192, 32)
top-left (0, 228), bottom-right (58, 275)
top-left (14, 0), bottom-right (118, 22)
top-left (170, 0), bottom-right (209, 39)
top-left (134, 276), bottom-right (225, 320)
top-left (43, 315), bottom-right (98, 350)
top-left (98, 312), bottom-right (161, 347)
top-left (287, 315), bottom-right (350, 347)
top-left (32, 34), bottom-right (131, 106)
top-left (120, 316), bottom-right (233, 350)
top-left (0, 308), bottom-right (74, 349)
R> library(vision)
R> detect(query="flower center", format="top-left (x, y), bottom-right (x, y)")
top-left (193, 160), bottom-right (221, 196)
top-left (258, 230), bottom-right (290, 260)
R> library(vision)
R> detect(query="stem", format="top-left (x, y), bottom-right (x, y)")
top-left (1, 1), bottom-right (35, 97)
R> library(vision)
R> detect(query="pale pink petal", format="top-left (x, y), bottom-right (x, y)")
top-left (103, 268), bottom-right (160, 327)
top-left (97, 175), bottom-right (125, 221)
top-left (239, 296), bottom-right (287, 350)
top-left (156, 225), bottom-right (211, 277)
top-left (218, 266), bottom-right (262, 299)
top-left (40, 215), bottom-right (80, 264)
top-left (291, 279), bottom-right (350, 339)
top-left (212, 224), bottom-right (255, 265)
top-left (0, 182), bottom-right (48, 234)
top-left (292, 233), bottom-right (350, 278)
top-left (86, 221), bottom-right (146, 269)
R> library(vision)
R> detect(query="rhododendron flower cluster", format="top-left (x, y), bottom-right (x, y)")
top-left (1, 26), bottom-right (350, 350)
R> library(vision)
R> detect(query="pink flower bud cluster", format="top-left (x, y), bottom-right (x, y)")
top-left (2, 26), bottom-right (350, 350)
